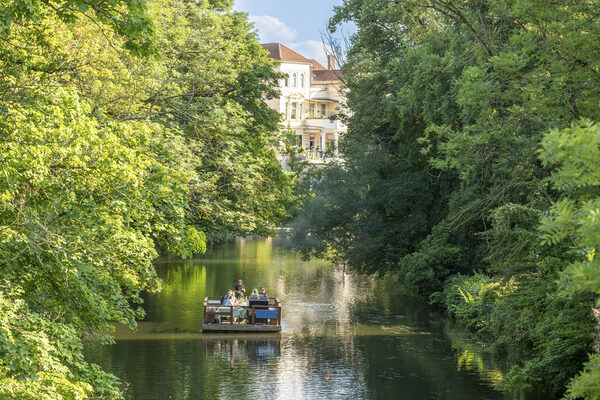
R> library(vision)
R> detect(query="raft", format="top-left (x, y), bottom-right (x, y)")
top-left (202, 296), bottom-right (282, 333)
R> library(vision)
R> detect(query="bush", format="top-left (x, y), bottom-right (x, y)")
top-left (443, 273), bottom-right (597, 397)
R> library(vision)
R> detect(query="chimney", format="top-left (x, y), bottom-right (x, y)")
top-left (327, 55), bottom-right (336, 70)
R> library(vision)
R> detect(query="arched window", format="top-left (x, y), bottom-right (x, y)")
top-left (300, 73), bottom-right (305, 88)
top-left (284, 74), bottom-right (289, 87)
top-left (292, 73), bottom-right (297, 87)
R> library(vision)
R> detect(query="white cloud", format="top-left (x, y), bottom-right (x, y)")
top-left (243, 13), bottom-right (334, 67)
top-left (289, 40), bottom-right (333, 67)
top-left (248, 15), bottom-right (298, 43)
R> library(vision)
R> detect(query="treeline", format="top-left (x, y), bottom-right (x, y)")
top-left (290, 0), bottom-right (600, 398)
top-left (0, 0), bottom-right (292, 398)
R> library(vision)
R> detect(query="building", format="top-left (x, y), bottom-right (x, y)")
top-left (261, 43), bottom-right (346, 168)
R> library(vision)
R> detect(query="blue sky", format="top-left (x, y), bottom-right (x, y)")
top-left (233, 0), bottom-right (345, 66)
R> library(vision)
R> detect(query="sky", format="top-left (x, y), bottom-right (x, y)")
top-left (233, 0), bottom-right (346, 66)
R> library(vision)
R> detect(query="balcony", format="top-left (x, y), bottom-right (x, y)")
top-left (303, 117), bottom-right (346, 131)
top-left (277, 147), bottom-right (342, 170)
top-left (299, 148), bottom-right (341, 163)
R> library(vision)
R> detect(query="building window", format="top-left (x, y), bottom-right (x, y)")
top-left (320, 103), bottom-right (327, 117)
top-left (309, 103), bottom-right (316, 118)
top-left (292, 73), bottom-right (297, 87)
top-left (300, 73), bottom-right (305, 88)
top-left (309, 135), bottom-right (315, 149)
top-left (299, 103), bottom-right (303, 119)
top-left (284, 74), bottom-right (289, 87)
top-left (291, 102), bottom-right (297, 120)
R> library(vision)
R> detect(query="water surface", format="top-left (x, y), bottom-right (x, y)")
top-left (87, 237), bottom-right (518, 400)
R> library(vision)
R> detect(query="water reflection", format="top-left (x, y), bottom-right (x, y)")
top-left (203, 336), bottom-right (281, 363)
top-left (86, 237), bottom-right (518, 400)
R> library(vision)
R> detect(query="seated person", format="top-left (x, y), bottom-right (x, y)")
top-left (259, 286), bottom-right (268, 300)
top-left (248, 288), bottom-right (268, 309)
top-left (221, 290), bottom-right (235, 306)
top-left (234, 279), bottom-right (246, 299)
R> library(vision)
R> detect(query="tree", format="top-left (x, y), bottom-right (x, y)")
top-left (291, 0), bottom-right (600, 396)
top-left (539, 120), bottom-right (600, 399)
top-left (0, 0), bottom-right (291, 397)
top-left (1, 0), bottom-right (156, 55)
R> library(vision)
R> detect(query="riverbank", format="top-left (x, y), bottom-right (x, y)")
top-left (441, 272), bottom-right (596, 398)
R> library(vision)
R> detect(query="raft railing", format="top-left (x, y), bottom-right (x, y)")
top-left (203, 297), bottom-right (281, 326)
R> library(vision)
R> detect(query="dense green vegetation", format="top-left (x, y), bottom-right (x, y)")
top-left (0, 0), bottom-right (292, 398)
top-left (290, 0), bottom-right (600, 398)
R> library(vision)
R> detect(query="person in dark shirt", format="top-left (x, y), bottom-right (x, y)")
top-left (234, 279), bottom-right (246, 299)
top-left (259, 286), bottom-right (268, 299)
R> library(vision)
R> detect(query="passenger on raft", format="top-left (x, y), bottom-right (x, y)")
top-left (234, 279), bottom-right (246, 299)
top-left (259, 286), bottom-right (268, 299)
top-left (222, 290), bottom-right (236, 306)
top-left (250, 288), bottom-right (259, 298)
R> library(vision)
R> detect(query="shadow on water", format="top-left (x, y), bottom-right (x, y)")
top-left (86, 237), bottom-right (530, 400)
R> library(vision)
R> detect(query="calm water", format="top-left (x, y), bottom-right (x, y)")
top-left (87, 237), bottom-right (520, 400)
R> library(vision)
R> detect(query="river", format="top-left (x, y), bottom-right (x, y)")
top-left (86, 236), bottom-right (522, 400)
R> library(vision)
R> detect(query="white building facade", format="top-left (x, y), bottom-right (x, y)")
top-left (261, 43), bottom-right (346, 168)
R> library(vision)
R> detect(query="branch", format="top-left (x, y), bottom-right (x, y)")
top-left (393, 0), bottom-right (494, 57)
top-left (0, 246), bottom-right (28, 270)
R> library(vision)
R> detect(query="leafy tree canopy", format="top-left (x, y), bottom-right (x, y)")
top-left (291, 0), bottom-right (600, 397)
top-left (0, 0), bottom-right (292, 397)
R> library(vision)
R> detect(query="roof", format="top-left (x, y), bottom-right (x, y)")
top-left (313, 69), bottom-right (343, 82)
top-left (261, 43), bottom-right (329, 71)
top-left (261, 43), bottom-right (312, 64)
top-left (261, 42), bottom-right (343, 82)
top-left (309, 59), bottom-right (326, 70)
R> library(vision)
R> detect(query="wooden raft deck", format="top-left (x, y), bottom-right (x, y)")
top-left (201, 323), bottom-right (281, 333)
top-left (202, 296), bottom-right (282, 333)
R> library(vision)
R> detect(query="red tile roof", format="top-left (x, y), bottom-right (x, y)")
top-left (261, 43), bottom-right (343, 82)
top-left (261, 42), bottom-right (332, 72)
top-left (261, 43), bottom-right (312, 63)
top-left (309, 59), bottom-right (326, 70)
top-left (313, 69), bottom-right (343, 82)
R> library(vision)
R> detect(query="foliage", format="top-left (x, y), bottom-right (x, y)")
top-left (0, 291), bottom-right (121, 400)
top-left (1, 0), bottom-right (156, 55)
top-left (0, 0), bottom-right (291, 397)
top-left (443, 273), bottom-right (596, 395)
top-left (289, 0), bottom-right (600, 397)
top-left (399, 224), bottom-right (463, 297)
top-left (538, 120), bottom-right (600, 399)
top-left (442, 273), bottom-right (514, 336)
top-left (0, 87), bottom-right (194, 397)
top-left (567, 351), bottom-right (600, 400)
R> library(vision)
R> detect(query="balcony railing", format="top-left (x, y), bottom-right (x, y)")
top-left (289, 148), bottom-right (340, 162)
top-left (303, 118), bottom-right (346, 131)
top-left (305, 149), bottom-right (322, 160)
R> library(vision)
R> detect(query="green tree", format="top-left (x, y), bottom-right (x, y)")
top-left (539, 120), bottom-right (600, 399)
top-left (0, 0), bottom-right (291, 397)
top-left (0, 87), bottom-right (202, 398)
top-left (69, 0), bottom-right (293, 241)
top-left (291, 0), bottom-right (600, 396)
top-left (1, 0), bottom-right (156, 55)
